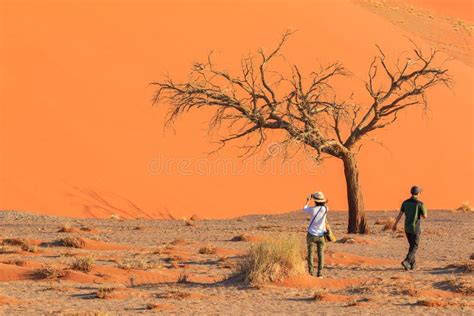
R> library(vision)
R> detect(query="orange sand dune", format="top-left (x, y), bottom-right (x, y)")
top-left (406, 0), bottom-right (473, 21)
top-left (0, 0), bottom-right (472, 219)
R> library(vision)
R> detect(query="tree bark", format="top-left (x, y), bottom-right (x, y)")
top-left (342, 152), bottom-right (367, 234)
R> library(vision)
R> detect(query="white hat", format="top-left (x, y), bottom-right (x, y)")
top-left (311, 191), bottom-right (327, 203)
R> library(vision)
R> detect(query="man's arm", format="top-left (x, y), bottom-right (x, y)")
top-left (420, 203), bottom-right (428, 219)
top-left (392, 204), bottom-right (404, 231)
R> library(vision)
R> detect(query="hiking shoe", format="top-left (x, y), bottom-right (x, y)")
top-left (410, 263), bottom-right (416, 271)
top-left (401, 260), bottom-right (411, 271)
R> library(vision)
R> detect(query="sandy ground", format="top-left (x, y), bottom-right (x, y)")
top-left (0, 209), bottom-right (472, 315)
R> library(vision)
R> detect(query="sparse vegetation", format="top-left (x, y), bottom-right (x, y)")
top-left (58, 237), bottom-right (85, 248)
top-left (456, 202), bottom-right (472, 212)
top-left (313, 290), bottom-right (326, 301)
top-left (4, 259), bottom-right (27, 266)
top-left (401, 284), bottom-right (417, 296)
top-left (383, 217), bottom-right (396, 231)
top-left (2, 238), bottom-right (29, 247)
top-left (110, 214), bottom-right (121, 220)
top-left (71, 256), bottom-right (95, 272)
top-left (374, 219), bottom-right (386, 225)
top-left (117, 257), bottom-right (158, 270)
top-left (2, 238), bottom-right (37, 252)
top-left (156, 290), bottom-right (191, 299)
top-left (80, 225), bottom-right (94, 232)
top-left (177, 270), bottom-right (189, 283)
top-left (198, 245), bottom-right (217, 255)
top-left (146, 303), bottom-right (164, 310)
top-left (417, 299), bottom-right (450, 307)
top-left (33, 266), bottom-right (67, 280)
top-left (184, 220), bottom-right (195, 227)
top-left (238, 234), bottom-right (304, 284)
top-left (190, 214), bottom-right (200, 221)
top-left (96, 287), bottom-right (116, 299)
top-left (21, 244), bottom-right (38, 253)
top-left (58, 224), bottom-right (75, 233)
top-left (231, 234), bottom-right (252, 242)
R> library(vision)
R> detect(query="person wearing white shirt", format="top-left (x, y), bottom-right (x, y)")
top-left (303, 191), bottom-right (329, 278)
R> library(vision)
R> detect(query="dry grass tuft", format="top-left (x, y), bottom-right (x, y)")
top-left (117, 257), bottom-right (158, 270)
top-left (21, 244), bottom-right (38, 253)
top-left (156, 290), bottom-right (191, 300)
top-left (313, 290), bottom-right (325, 301)
top-left (383, 217), bottom-right (396, 231)
top-left (190, 214), bottom-right (200, 221)
top-left (231, 234), bottom-right (252, 242)
top-left (71, 256), bottom-right (95, 272)
top-left (417, 299), bottom-right (450, 307)
top-left (2, 238), bottom-right (29, 247)
top-left (198, 245), bottom-right (217, 255)
top-left (184, 220), bottom-right (195, 227)
top-left (58, 224), bottom-right (75, 233)
top-left (177, 270), bottom-right (189, 283)
top-left (4, 259), bottom-right (27, 266)
top-left (33, 266), bottom-right (67, 280)
top-left (401, 284), bottom-right (417, 296)
top-left (146, 303), bottom-right (167, 310)
top-left (110, 213), bottom-right (121, 220)
top-left (80, 225), bottom-right (94, 232)
top-left (337, 237), bottom-right (356, 244)
top-left (2, 238), bottom-right (37, 252)
top-left (456, 202), bottom-right (472, 212)
top-left (58, 237), bottom-right (85, 248)
top-left (96, 287), bottom-right (116, 299)
top-left (238, 234), bottom-right (304, 285)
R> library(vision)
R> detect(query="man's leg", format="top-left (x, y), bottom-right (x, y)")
top-left (402, 233), bottom-right (414, 270)
top-left (316, 237), bottom-right (326, 277)
top-left (407, 232), bottom-right (420, 269)
top-left (307, 234), bottom-right (316, 275)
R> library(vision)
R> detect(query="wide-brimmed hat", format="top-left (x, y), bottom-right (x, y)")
top-left (311, 191), bottom-right (327, 203)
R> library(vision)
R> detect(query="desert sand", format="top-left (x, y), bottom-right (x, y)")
top-left (0, 209), bottom-right (472, 315)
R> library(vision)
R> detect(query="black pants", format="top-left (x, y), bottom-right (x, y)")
top-left (404, 232), bottom-right (420, 267)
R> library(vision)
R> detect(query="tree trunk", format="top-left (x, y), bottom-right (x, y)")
top-left (342, 152), bottom-right (367, 234)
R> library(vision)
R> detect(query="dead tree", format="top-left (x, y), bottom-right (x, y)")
top-left (151, 31), bottom-right (451, 233)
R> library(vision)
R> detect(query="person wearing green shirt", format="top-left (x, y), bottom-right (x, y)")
top-left (393, 186), bottom-right (428, 270)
